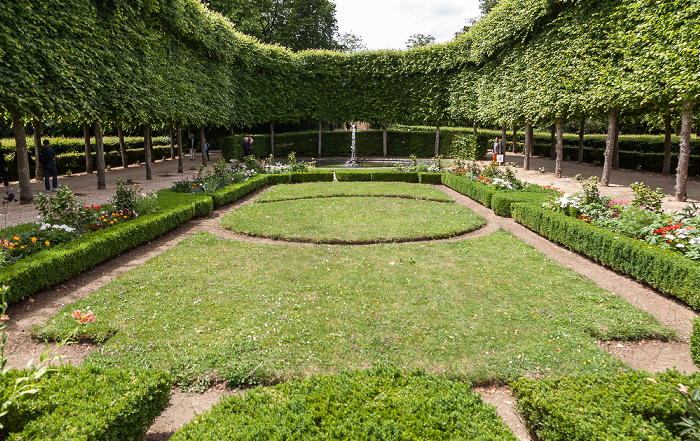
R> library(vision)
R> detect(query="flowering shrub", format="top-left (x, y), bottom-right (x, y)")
top-left (630, 182), bottom-right (665, 210)
top-left (33, 186), bottom-right (85, 230)
top-left (0, 224), bottom-right (76, 262)
top-left (394, 155), bottom-right (444, 173)
top-left (173, 160), bottom-right (251, 193)
top-left (112, 178), bottom-right (157, 212)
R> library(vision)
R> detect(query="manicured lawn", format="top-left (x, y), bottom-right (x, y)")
top-left (36, 230), bottom-right (673, 388)
top-left (221, 197), bottom-right (486, 243)
top-left (257, 182), bottom-right (454, 203)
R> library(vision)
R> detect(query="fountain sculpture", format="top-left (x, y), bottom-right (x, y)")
top-left (345, 123), bottom-right (362, 167)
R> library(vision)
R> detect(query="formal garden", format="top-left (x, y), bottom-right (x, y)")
top-left (1, 0), bottom-right (700, 438)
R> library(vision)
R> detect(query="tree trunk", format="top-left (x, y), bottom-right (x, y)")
top-left (83, 122), bottom-right (93, 174)
top-left (169, 124), bottom-right (175, 159)
top-left (117, 123), bottom-right (128, 168)
top-left (200, 124), bottom-right (207, 167)
top-left (577, 117), bottom-right (585, 164)
top-left (675, 102), bottom-right (693, 201)
top-left (512, 127), bottom-right (517, 153)
top-left (524, 119), bottom-right (533, 171)
top-left (32, 118), bottom-right (42, 181)
top-left (612, 127), bottom-right (620, 169)
top-left (501, 125), bottom-right (507, 156)
top-left (434, 126), bottom-right (440, 157)
top-left (601, 107), bottom-right (619, 187)
top-left (549, 124), bottom-right (556, 159)
top-left (663, 113), bottom-right (672, 175)
top-left (555, 116), bottom-right (564, 177)
top-left (143, 123), bottom-right (153, 180)
top-left (229, 125), bottom-right (234, 137)
top-left (318, 120), bottom-right (322, 157)
top-left (12, 112), bottom-right (32, 204)
top-left (270, 122), bottom-right (275, 157)
top-left (94, 121), bottom-right (106, 190)
top-left (383, 124), bottom-right (388, 158)
top-left (176, 121), bottom-right (183, 174)
top-left (472, 121), bottom-right (478, 135)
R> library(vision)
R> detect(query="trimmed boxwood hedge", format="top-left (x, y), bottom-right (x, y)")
top-left (335, 170), bottom-right (374, 181)
top-left (370, 171), bottom-right (420, 182)
top-left (290, 171), bottom-right (334, 182)
top-left (490, 187), bottom-right (559, 217)
top-left (1, 365), bottom-right (171, 440)
top-left (511, 202), bottom-right (700, 310)
top-left (441, 173), bottom-right (496, 207)
top-left (419, 172), bottom-right (443, 184)
top-left (266, 173), bottom-right (293, 184)
top-left (171, 368), bottom-right (518, 440)
top-left (208, 175), bottom-right (268, 208)
top-left (512, 371), bottom-right (699, 441)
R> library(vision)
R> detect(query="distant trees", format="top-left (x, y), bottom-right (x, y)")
top-left (405, 34), bottom-right (436, 48)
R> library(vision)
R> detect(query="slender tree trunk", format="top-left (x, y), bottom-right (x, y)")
top-left (318, 120), bottom-right (322, 157)
top-left (675, 102), bottom-right (694, 201)
top-left (524, 119), bottom-right (533, 171)
top-left (434, 126), bottom-right (440, 157)
top-left (83, 122), bottom-right (93, 174)
top-left (270, 122), bottom-right (275, 157)
top-left (12, 112), bottom-right (32, 204)
top-left (200, 124), bottom-right (207, 167)
top-left (229, 125), bottom-right (234, 137)
top-left (383, 124), bottom-right (388, 158)
top-left (549, 124), bottom-right (556, 159)
top-left (176, 121), bottom-right (183, 174)
top-left (169, 124), bottom-right (175, 159)
top-left (117, 123), bottom-right (128, 168)
top-left (473, 121), bottom-right (478, 135)
top-left (612, 127), bottom-right (620, 169)
top-left (577, 117), bottom-right (585, 164)
top-left (555, 116), bottom-right (564, 177)
top-left (501, 125), bottom-right (507, 156)
top-left (143, 123), bottom-right (152, 180)
top-left (663, 113), bottom-right (672, 175)
top-left (94, 121), bottom-right (106, 190)
top-left (32, 118), bottom-right (43, 181)
top-left (601, 107), bottom-right (619, 187)
top-left (512, 127), bottom-right (517, 153)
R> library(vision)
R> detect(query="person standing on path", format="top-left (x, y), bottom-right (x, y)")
top-left (40, 140), bottom-right (58, 192)
top-left (493, 137), bottom-right (505, 164)
top-left (242, 137), bottom-right (254, 157)
top-left (188, 134), bottom-right (197, 161)
top-left (204, 139), bottom-right (210, 160)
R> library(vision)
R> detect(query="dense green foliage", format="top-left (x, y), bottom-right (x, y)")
top-left (441, 173), bottom-right (496, 207)
top-left (257, 182), bottom-right (454, 202)
top-left (513, 371), bottom-right (700, 440)
top-left (172, 368), bottom-right (518, 440)
top-left (0, 366), bottom-right (170, 440)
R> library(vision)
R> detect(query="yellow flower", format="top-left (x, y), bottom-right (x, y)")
top-left (110, 221), bottom-right (114, 225)
top-left (31, 237), bottom-right (37, 243)
top-left (12, 236), bottom-right (19, 241)
top-left (45, 241), bottom-right (50, 247)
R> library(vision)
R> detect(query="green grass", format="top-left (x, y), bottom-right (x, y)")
top-left (36, 231), bottom-right (673, 388)
top-left (222, 197), bottom-right (485, 243)
top-left (258, 182), bottom-right (454, 203)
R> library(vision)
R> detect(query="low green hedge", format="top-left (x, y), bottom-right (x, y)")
top-left (692, 318), bottom-right (700, 367)
top-left (441, 173), bottom-right (495, 207)
top-left (1, 136), bottom-right (170, 156)
top-left (490, 187), bottom-right (559, 217)
top-left (419, 172), bottom-right (443, 184)
top-left (511, 202), bottom-right (700, 310)
top-left (266, 173), bottom-right (292, 184)
top-left (0, 190), bottom-right (209, 305)
top-left (290, 171), bottom-right (334, 182)
top-left (209, 175), bottom-right (268, 208)
top-left (335, 170), bottom-right (374, 181)
top-left (512, 371), bottom-right (699, 441)
top-left (1, 365), bottom-right (171, 440)
top-left (172, 368), bottom-right (517, 440)
top-left (370, 171), bottom-right (420, 182)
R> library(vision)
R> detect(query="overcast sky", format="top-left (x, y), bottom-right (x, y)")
top-left (333, 0), bottom-right (481, 51)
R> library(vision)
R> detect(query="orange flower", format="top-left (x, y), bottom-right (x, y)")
top-left (31, 237), bottom-right (37, 243)
top-left (45, 241), bottom-right (50, 247)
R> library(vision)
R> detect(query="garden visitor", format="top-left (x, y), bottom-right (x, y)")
top-left (39, 139), bottom-right (58, 192)
top-left (188, 133), bottom-right (197, 161)
top-left (204, 139), bottom-right (210, 160)
top-left (493, 137), bottom-right (505, 165)
top-left (242, 136), bottom-right (254, 157)
top-left (0, 142), bottom-right (8, 187)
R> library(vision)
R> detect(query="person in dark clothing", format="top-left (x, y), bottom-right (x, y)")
top-left (0, 142), bottom-right (8, 187)
top-left (204, 139), bottom-right (210, 160)
top-left (40, 139), bottom-right (58, 191)
top-left (188, 134), bottom-right (197, 161)
top-left (242, 137), bottom-right (254, 157)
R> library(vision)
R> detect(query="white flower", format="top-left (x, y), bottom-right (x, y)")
top-left (664, 234), bottom-right (676, 241)
top-left (677, 244), bottom-right (686, 248)
top-left (690, 239), bottom-right (697, 245)
top-left (678, 234), bottom-right (687, 239)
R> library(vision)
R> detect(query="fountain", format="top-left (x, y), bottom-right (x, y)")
top-left (344, 123), bottom-right (362, 167)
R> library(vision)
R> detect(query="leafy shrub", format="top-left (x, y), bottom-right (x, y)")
top-left (371, 171), bottom-right (420, 182)
top-left (630, 182), bottom-right (665, 210)
top-left (266, 173), bottom-right (292, 184)
top-left (172, 368), bottom-right (517, 440)
top-left (33, 186), bottom-right (86, 231)
top-left (0, 365), bottom-right (171, 440)
top-left (512, 371), bottom-right (700, 441)
top-left (335, 170), bottom-right (373, 181)
top-left (418, 172), bottom-right (443, 184)
top-left (290, 171), bottom-right (334, 182)
top-left (691, 318), bottom-right (700, 367)
top-left (442, 173), bottom-right (496, 207)
top-left (451, 133), bottom-right (488, 160)
top-left (491, 187), bottom-right (559, 217)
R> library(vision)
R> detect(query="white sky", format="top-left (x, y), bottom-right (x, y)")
top-left (333, 0), bottom-right (481, 50)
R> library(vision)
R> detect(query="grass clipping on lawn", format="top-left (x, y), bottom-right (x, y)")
top-left (36, 231), bottom-right (675, 388)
